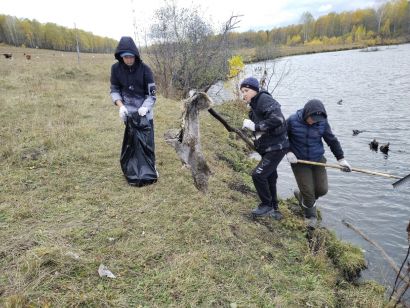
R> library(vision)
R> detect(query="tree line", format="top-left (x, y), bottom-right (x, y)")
top-left (0, 15), bottom-right (117, 53)
top-left (1, 0), bottom-right (409, 55)
top-left (227, 0), bottom-right (410, 49)
top-left (144, 0), bottom-right (410, 99)
top-left (1, 0), bottom-right (409, 99)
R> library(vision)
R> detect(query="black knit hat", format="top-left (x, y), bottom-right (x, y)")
top-left (240, 77), bottom-right (259, 92)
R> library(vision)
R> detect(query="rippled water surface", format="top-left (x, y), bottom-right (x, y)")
top-left (242, 45), bottom-right (410, 287)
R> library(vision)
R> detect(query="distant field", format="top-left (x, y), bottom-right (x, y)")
top-left (0, 46), bottom-right (386, 307)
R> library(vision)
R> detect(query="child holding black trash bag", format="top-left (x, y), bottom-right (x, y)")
top-left (240, 77), bottom-right (289, 220)
top-left (110, 36), bottom-right (158, 186)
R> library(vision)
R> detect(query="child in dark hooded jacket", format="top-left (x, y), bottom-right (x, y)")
top-left (286, 99), bottom-right (351, 227)
top-left (110, 36), bottom-right (158, 185)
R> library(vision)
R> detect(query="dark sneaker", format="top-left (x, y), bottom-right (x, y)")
top-left (251, 205), bottom-right (274, 216)
top-left (271, 210), bottom-right (283, 221)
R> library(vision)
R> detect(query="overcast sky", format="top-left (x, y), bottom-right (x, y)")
top-left (0, 0), bottom-right (378, 41)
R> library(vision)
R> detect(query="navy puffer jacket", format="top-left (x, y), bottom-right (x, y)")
top-left (249, 91), bottom-right (289, 154)
top-left (286, 99), bottom-right (344, 161)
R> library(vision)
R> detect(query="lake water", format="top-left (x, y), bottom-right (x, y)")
top-left (212, 44), bottom-right (410, 289)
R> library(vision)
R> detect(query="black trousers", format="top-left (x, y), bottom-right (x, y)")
top-left (252, 149), bottom-right (286, 208)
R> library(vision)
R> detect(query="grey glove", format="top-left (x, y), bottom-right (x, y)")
top-left (338, 158), bottom-right (352, 172)
top-left (119, 105), bottom-right (128, 121)
top-left (286, 152), bottom-right (298, 164)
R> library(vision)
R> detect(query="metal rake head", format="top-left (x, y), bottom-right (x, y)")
top-left (392, 173), bottom-right (410, 189)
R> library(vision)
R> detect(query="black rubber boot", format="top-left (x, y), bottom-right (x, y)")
top-left (294, 189), bottom-right (302, 207)
top-left (303, 205), bottom-right (317, 218)
top-left (251, 204), bottom-right (275, 217)
top-left (302, 203), bottom-right (318, 229)
top-left (288, 189), bottom-right (304, 215)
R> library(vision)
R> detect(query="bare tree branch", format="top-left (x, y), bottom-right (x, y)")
top-left (147, 3), bottom-right (241, 98)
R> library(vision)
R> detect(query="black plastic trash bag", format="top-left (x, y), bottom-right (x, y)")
top-left (120, 113), bottom-right (157, 186)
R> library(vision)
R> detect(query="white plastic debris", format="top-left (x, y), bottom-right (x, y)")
top-left (98, 264), bottom-right (116, 278)
top-left (66, 252), bottom-right (80, 259)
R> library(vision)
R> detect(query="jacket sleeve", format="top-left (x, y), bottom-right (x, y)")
top-left (323, 121), bottom-right (344, 160)
top-left (255, 97), bottom-right (285, 132)
top-left (141, 65), bottom-right (157, 109)
top-left (286, 117), bottom-right (292, 153)
top-left (286, 117), bottom-right (291, 135)
top-left (110, 65), bottom-right (123, 104)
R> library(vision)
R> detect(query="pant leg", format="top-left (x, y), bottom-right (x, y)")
top-left (252, 150), bottom-right (286, 207)
top-left (312, 157), bottom-right (328, 199)
top-left (291, 163), bottom-right (316, 207)
top-left (267, 150), bottom-right (286, 208)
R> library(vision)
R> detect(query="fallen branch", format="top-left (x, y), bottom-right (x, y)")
top-left (207, 108), bottom-right (255, 151)
top-left (387, 280), bottom-right (410, 307)
top-left (388, 221), bottom-right (410, 307)
top-left (342, 219), bottom-right (410, 285)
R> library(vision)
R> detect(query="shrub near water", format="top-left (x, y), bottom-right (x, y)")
top-left (0, 46), bottom-right (386, 307)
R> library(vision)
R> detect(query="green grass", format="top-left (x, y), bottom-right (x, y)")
top-left (0, 46), bottom-right (386, 307)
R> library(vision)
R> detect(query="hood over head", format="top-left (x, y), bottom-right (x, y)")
top-left (302, 99), bottom-right (327, 122)
top-left (114, 36), bottom-right (141, 62)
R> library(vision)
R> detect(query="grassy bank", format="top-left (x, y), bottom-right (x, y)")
top-left (0, 46), bottom-right (386, 307)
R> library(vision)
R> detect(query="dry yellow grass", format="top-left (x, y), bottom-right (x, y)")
top-left (0, 45), bottom-right (386, 307)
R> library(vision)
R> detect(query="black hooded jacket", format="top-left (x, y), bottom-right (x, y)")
top-left (110, 37), bottom-right (156, 118)
top-left (249, 91), bottom-right (289, 154)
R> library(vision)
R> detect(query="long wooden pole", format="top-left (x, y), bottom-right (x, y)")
top-left (297, 159), bottom-right (401, 179)
top-left (206, 110), bottom-right (408, 186)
